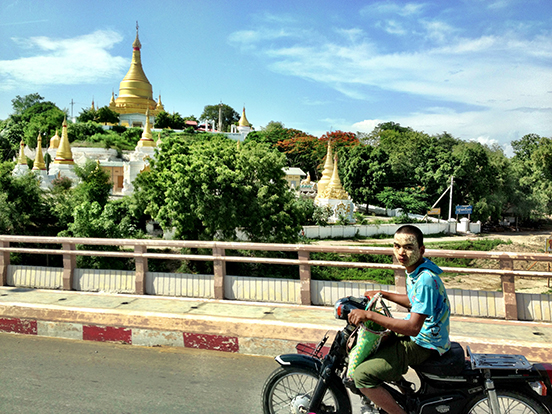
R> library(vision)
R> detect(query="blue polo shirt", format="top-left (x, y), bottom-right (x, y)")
top-left (406, 258), bottom-right (451, 355)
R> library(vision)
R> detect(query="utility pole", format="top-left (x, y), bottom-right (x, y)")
top-left (70, 99), bottom-right (75, 120)
top-left (448, 176), bottom-right (454, 220)
top-left (218, 102), bottom-right (223, 132)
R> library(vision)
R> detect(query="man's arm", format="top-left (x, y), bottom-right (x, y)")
top-left (365, 290), bottom-right (411, 309)
top-left (348, 310), bottom-right (427, 337)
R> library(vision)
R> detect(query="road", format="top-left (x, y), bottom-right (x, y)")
top-left (0, 332), bottom-right (280, 413)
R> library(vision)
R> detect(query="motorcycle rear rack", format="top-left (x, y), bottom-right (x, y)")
top-left (467, 346), bottom-right (532, 370)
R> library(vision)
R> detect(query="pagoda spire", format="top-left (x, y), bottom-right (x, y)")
top-left (32, 133), bottom-right (46, 170)
top-left (316, 139), bottom-right (334, 199)
top-left (54, 117), bottom-right (74, 164)
top-left (113, 22), bottom-right (156, 115)
top-left (238, 106), bottom-right (250, 127)
top-left (319, 154), bottom-right (349, 200)
top-left (17, 140), bottom-right (27, 165)
top-left (136, 108), bottom-right (155, 147)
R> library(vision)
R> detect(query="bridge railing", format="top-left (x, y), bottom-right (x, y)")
top-left (1, 235), bottom-right (551, 320)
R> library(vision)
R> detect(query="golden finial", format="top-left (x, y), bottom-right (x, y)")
top-left (32, 133), bottom-right (46, 170)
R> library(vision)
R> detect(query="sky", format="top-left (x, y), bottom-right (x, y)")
top-left (1, 0), bottom-right (551, 155)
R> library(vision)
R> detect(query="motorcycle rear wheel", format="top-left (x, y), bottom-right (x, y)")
top-left (261, 366), bottom-right (352, 414)
top-left (465, 390), bottom-right (547, 414)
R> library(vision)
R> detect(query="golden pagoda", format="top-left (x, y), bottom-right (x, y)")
top-left (319, 155), bottom-right (349, 200)
top-left (32, 133), bottom-right (46, 170)
top-left (110, 23), bottom-right (160, 125)
top-left (238, 107), bottom-right (250, 127)
top-left (315, 139), bottom-right (334, 199)
top-left (54, 117), bottom-right (74, 164)
top-left (49, 130), bottom-right (60, 149)
top-left (136, 109), bottom-right (155, 148)
top-left (17, 140), bottom-right (27, 165)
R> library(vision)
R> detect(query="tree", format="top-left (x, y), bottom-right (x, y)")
top-left (77, 107), bottom-right (97, 123)
top-left (0, 161), bottom-right (52, 235)
top-left (72, 160), bottom-right (112, 207)
top-left (11, 93), bottom-right (44, 115)
top-left (341, 145), bottom-right (392, 206)
top-left (276, 134), bottom-right (322, 179)
top-left (200, 103), bottom-right (239, 132)
top-left (135, 134), bottom-right (302, 242)
top-left (96, 106), bottom-right (120, 124)
top-left (376, 186), bottom-right (429, 216)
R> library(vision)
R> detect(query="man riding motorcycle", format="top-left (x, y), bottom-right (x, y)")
top-left (347, 225), bottom-right (451, 414)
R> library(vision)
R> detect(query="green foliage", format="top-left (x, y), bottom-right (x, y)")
top-left (72, 160), bottom-right (112, 207)
top-left (342, 145), bottom-right (392, 206)
top-left (0, 162), bottom-right (52, 235)
top-left (96, 106), bottom-right (120, 124)
top-left (11, 93), bottom-right (44, 115)
top-left (135, 134), bottom-right (303, 242)
top-left (200, 103), bottom-right (239, 132)
top-left (68, 121), bottom-right (106, 142)
top-left (154, 111), bottom-right (197, 130)
top-left (376, 186), bottom-right (429, 216)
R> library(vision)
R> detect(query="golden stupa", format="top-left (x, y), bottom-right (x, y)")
top-left (53, 117), bottom-right (74, 164)
top-left (32, 133), bottom-right (46, 170)
top-left (136, 108), bottom-right (155, 148)
top-left (17, 140), bottom-right (27, 165)
top-left (319, 155), bottom-right (349, 200)
top-left (49, 130), bottom-right (60, 149)
top-left (110, 24), bottom-right (160, 117)
top-left (238, 107), bottom-right (250, 127)
top-left (315, 139), bottom-right (334, 199)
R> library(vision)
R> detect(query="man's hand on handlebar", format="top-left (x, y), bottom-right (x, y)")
top-left (348, 309), bottom-right (373, 326)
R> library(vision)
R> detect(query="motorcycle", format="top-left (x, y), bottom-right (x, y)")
top-left (261, 293), bottom-right (552, 414)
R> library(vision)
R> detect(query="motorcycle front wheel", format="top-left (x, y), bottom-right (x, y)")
top-left (261, 366), bottom-right (352, 414)
top-left (465, 390), bottom-right (547, 414)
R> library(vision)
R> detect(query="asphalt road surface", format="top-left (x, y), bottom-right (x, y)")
top-left (0, 332), bottom-right (283, 413)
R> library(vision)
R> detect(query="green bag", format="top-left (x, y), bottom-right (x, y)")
top-left (346, 293), bottom-right (392, 378)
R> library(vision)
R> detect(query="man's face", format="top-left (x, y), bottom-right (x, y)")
top-left (393, 233), bottom-right (424, 270)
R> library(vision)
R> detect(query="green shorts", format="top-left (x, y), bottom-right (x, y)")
top-left (353, 334), bottom-right (435, 389)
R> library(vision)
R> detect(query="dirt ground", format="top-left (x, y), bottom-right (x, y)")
top-left (313, 230), bottom-right (552, 294)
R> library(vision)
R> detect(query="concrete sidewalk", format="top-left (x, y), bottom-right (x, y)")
top-left (0, 286), bottom-right (551, 363)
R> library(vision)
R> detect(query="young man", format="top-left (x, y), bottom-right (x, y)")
top-left (348, 225), bottom-right (451, 414)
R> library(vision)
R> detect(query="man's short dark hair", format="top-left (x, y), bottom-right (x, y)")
top-left (395, 225), bottom-right (424, 247)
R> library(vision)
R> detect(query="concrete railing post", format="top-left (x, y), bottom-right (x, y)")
top-left (298, 251), bottom-right (311, 305)
top-left (500, 258), bottom-right (517, 320)
top-left (393, 255), bottom-right (408, 312)
top-left (213, 247), bottom-right (226, 300)
top-left (135, 245), bottom-right (148, 295)
top-left (62, 243), bottom-right (75, 291)
top-left (0, 241), bottom-right (9, 286)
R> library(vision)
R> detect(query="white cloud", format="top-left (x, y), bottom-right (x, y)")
top-left (0, 30), bottom-right (128, 90)
top-left (229, 8), bottom-right (552, 145)
top-left (363, 1), bottom-right (427, 17)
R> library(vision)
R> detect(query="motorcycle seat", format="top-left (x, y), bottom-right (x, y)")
top-left (411, 342), bottom-right (466, 376)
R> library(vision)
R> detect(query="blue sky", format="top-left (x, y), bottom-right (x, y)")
top-left (1, 0), bottom-right (550, 155)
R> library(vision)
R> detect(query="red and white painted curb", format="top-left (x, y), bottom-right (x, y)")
top-left (0, 316), bottom-right (239, 353)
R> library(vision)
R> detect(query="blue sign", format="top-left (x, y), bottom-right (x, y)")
top-left (455, 205), bottom-right (473, 214)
